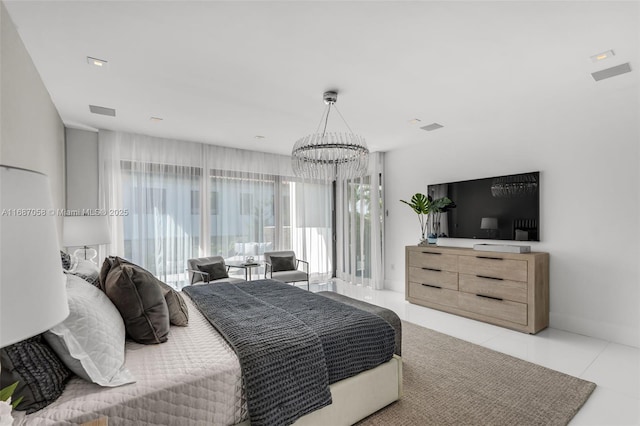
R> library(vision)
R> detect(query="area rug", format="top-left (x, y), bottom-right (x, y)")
top-left (359, 321), bottom-right (596, 426)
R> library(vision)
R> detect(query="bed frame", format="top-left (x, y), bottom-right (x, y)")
top-left (17, 288), bottom-right (402, 426)
top-left (233, 287), bottom-right (404, 426)
top-left (235, 355), bottom-right (402, 426)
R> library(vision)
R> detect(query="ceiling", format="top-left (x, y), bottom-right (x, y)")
top-left (4, 1), bottom-right (638, 156)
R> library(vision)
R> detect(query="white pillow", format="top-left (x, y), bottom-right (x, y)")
top-left (44, 274), bottom-right (135, 387)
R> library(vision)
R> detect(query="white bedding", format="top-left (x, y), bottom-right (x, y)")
top-left (17, 296), bottom-right (248, 426)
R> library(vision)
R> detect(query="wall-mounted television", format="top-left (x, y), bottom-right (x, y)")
top-left (428, 171), bottom-right (540, 241)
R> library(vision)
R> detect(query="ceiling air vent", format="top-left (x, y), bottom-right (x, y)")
top-left (89, 105), bottom-right (116, 116)
top-left (420, 123), bottom-right (444, 131)
top-left (591, 63), bottom-right (632, 82)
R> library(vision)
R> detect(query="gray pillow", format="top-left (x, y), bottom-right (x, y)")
top-left (157, 280), bottom-right (189, 327)
top-left (99, 256), bottom-right (121, 291)
top-left (0, 335), bottom-right (71, 414)
top-left (100, 256), bottom-right (188, 326)
top-left (196, 262), bottom-right (228, 281)
top-left (271, 255), bottom-right (296, 272)
top-left (104, 262), bottom-right (170, 344)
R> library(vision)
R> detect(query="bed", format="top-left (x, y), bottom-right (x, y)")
top-left (15, 279), bottom-right (402, 426)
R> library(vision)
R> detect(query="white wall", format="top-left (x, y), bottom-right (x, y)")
top-left (65, 128), bottom-right (98, 210)
top-left (0, 2), bottom-right (65, 232)
top-left (384, 79), bottom-right (639, 347)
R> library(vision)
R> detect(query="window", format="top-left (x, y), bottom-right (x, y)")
top-left (209, 170), bottom-right (276, 259)
top-left (240, 193), bottom-right (252, 215)
top-left (338, 171), bottom-right (383, 285)
top-left (211, 191), bottom-right (219, 215)
top-left (190, 190), bottom-right (199, 215)
top-left (102, 132), bottom-right (339, 289)
top-left (121, 162), bottom-right (201, 287)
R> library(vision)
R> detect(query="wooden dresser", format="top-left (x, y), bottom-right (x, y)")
top-left (405, 245), bottom-right (549, 334)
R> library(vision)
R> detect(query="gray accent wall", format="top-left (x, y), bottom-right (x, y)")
top-left (65, 128), bottom-right (98, 210)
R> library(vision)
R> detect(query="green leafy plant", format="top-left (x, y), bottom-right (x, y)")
top-left (0, 381), bottom-right (23, 408)
top-left (400, 193), bottom-right (431, 240)
top-left (401, 193), bottom-right (455, 240)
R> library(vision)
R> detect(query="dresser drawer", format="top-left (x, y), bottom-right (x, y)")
top-left (408, 267), bottom-right (458, 290)
top-left (459, 274), bottom-right (527, 303)
top-left (408, 281), bottom-right (458, 308)
top-left (458, 292), bottom-right (527, 325)
top-left (408, 250), bottom-right (458, 272)
top-left (458, 255), bottom-right (527, 282)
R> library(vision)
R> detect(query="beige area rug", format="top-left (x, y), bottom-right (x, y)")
top-left (359, 321), bottom-right (596, 426)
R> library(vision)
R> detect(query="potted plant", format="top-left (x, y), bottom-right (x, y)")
top-left (400, 193), bottom-right (431, 245)
top-left (400, 193), bottom-right (455, 245)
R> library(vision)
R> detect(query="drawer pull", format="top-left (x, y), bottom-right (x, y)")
top-left (422, 267), bottom-right (442, 272)
top-left (476, 294), bottom-right (504, 301)
top-left (476, 256), bottom-right (503, 260)
top-left (421, 283), bottom-right (442, 289)
top-left (421, 251), bottom-right (442, 255)
top-left (476, 275), bottom-right (504, 281)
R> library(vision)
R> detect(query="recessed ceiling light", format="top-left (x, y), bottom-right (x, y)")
top-left (590, 50), bottom-right (614, 63)
top-left (408, 119), bottom-right (422, 125)
top-left (420, 123), bottom-right (444, 131)
top-left (254, 135), bottom-right (266, 139)
top-left (87, 56), bottom-right (107, 67)
top-left (150, 117), bottom-right (163, 122)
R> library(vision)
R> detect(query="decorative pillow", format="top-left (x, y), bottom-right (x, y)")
top-left (104, 262), bottom-right (170, 344)
top-left (60, 251), bottom-right (72, 271)
top-left (271, 255), bottom-right (296, 272)
top-left (157, 280), bottom-right (189, 327)
top-left (43, 274), bottom-right (135, 387)
top-left (99, 256), bottom-right (121, 291)
top-left (67, 258), bottom-right (100, 286)
top-left (0, 335), bottom-right (71, 413)
top-left (101, 256), bottom-right (187, 326)
top-left (196, 262), bottom-right (229, 281)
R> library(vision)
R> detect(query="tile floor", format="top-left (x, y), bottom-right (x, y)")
top-left (308, 280), bottom-right (640, 426)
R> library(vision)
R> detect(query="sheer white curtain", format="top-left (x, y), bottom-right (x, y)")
top-left (99, 131), bottom-right (205, 287)
top-left (335, 152), bottom-right (385, 289)
top-left (205, 145), bottom-right (332, 282)
top-left (99, 131), bottom-right (333, 288)
top-left (289, 178), bottom-right (332, 281)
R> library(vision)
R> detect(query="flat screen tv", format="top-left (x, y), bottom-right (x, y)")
top-left (428, 171), bottom-right (540, 241)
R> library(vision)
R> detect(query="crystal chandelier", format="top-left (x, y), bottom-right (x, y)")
top-left (292, 91), bottom-right (369, 181)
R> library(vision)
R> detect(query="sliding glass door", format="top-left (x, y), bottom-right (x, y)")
top-left (117, 161), bottom-right (332, 287)
top-left (99, 130), bottom-right (369, 289)
top-left (208, 170), bottom-right (276, 262)
top-left (207, 171), bottom-right (333, 280)
top-left (336, 152), bottom-right (385, 289)
top-left (121, 162), bottom-right (201, 287)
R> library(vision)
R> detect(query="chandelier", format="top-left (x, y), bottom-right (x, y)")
top-left (292, 91), bottom-right (369, 181)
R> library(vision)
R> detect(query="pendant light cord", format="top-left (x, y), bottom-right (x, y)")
top-left (333, 105), bottom-right (355, 135)
top-left (321, 103), bottom-right (332, 137)
top-left (314, 103), bottom-right (354, 137)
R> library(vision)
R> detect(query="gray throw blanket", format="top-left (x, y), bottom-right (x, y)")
top-left (316, 291), bottom-right (402, 356)
top-left (183, 280), bottom-right (395, 426)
